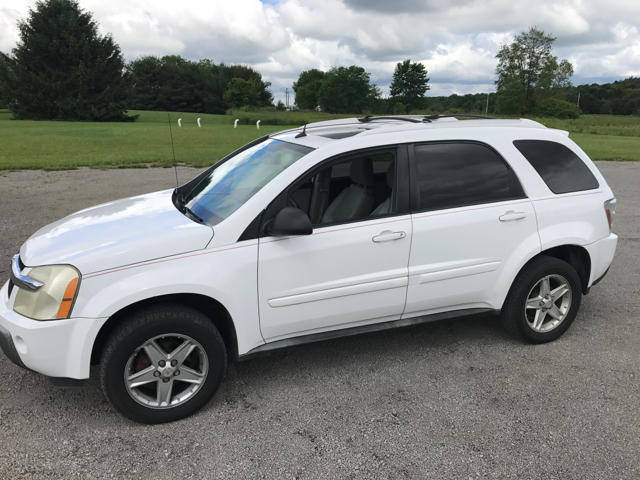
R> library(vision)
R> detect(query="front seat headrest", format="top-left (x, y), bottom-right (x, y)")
top-left (350, 158), bottom-right (375, 187)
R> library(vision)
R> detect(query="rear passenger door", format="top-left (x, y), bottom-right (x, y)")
top-left (404, 142), bottom-right (541, 318)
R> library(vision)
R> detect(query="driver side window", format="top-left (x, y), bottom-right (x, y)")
top-left (289, 151), bottom-right (396, 226)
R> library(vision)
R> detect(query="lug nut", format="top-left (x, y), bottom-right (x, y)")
top-left (163, 378), bottom-right (170, 383)
top-left (158, 360), bottom-right (166, 367)
top-left (153, 371), bottom-right (161, 377)
top-left (174, 370), bottom-right (180, 376)
top-left (171, 360), bottom-right (178, 367)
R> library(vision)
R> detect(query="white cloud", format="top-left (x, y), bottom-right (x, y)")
top-left (0, 0), bottom-right (638, 102)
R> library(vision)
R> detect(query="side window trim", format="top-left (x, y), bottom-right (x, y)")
top-left (257, 144), bottom-right (411, 238)
top-left (407, 140), bottom-right (527, 214)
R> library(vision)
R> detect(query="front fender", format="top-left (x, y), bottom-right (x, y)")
top-left (72, 241), bottom-right (264, 355)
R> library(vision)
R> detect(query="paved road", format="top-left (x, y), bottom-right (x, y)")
top-left (0, 163), bottom-right (638, 479)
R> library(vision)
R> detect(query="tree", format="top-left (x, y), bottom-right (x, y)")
top-left (534, 98), bottom-right (580, 119)
top-left (292, 69), bottom-right (325, 110)
top-left (220, 63), bottom-right (273, 107)
top-left (1, 0), bottom-right (135, 121)
top-left (223, 78), bottom-right (264, 109)
top-left (389, 60), bottom-right (430, 111)
top-left (128, 57), bottom-right (273, 113)
top-left (0, 52), bottom-right (15, 108)
top-left (318, 66), bottom-right (380, 114)
top-left (495, 27), bottom-right (574, 115)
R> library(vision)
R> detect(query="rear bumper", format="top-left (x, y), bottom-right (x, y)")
top-left (0, 281), bottom-right (107, 379)
top-left (585, 233), bottom-right (618, 287)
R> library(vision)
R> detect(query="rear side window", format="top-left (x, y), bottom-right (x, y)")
top-left (514, 140), bottom-right (599, 194)
top-left (414, 142), bottom-right (525, 211)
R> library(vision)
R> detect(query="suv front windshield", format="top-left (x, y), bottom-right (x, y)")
top-left (184, 138), bottom-right (313, 226)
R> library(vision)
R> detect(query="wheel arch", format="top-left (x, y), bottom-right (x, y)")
top-left (537, 244), bottom-right (591, 294)
top-left (90, 293), bottom-right (238, 365)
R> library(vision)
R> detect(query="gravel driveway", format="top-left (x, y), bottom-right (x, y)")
top-left (0, 162), bottom-right (638, 479)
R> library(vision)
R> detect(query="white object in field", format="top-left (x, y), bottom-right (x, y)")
top-left (234, 119), bottom-right (239, 128)
top-left (256, 120), bottom-right (261, 129)
top-left (197, 118), bottom-right (201, 127)
top-left (178, 118), bottom-right (182, 127)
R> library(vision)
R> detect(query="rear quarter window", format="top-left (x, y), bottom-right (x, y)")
top-left (513, 140), bottom-right (599, 194)
top-left (413, 142), bottom-right (525, 211)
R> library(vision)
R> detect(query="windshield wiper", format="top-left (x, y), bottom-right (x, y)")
top-left (174, 188), bottom-right (204, 223)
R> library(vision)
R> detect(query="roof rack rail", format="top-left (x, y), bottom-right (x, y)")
top-left (358, 116), bottom-right (422, 124)
top-left (423, 114), bottom-right (495, 121)
top-left (358, 114), bottom-right (496, 124)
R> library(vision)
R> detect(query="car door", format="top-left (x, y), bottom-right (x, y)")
top-left (404, 141), bottom-right (541, 318)
top-left (257, 146), bottom-right (412, 342)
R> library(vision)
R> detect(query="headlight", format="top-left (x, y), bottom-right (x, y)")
top-left (13, 265), bottom-right (81, 320)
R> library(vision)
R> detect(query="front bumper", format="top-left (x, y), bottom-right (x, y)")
top-left (0, 280), bottom-right (107, 379)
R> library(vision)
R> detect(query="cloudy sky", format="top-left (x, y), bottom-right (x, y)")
top-left (1, 0), bottom-right (639, 103)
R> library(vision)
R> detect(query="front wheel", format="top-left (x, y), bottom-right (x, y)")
top-left (100, 306), bottom-right (227, 424)
top-left (500, 256), bottom-right (582, 343)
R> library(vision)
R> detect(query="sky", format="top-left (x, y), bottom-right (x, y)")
top-left (1, 0), bottom-right (639, 104)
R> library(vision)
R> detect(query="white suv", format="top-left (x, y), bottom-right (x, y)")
top-left (0, 116), bottom-right (618, 423)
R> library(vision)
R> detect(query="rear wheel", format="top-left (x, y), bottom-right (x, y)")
top-left (100, 305), bottom-right (226, 424)
top-left (501, 255), bottom-right (582, 343)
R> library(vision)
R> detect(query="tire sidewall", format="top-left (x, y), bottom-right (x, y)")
top-left (507, 257), bottom-right (582, 343)
top-left (102, 309), bottom-right (226, 424)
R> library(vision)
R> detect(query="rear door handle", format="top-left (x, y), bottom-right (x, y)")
top-left (499, 211), bottom-right (526, 222)
top-left (372, 231), bottom-right (406, 243)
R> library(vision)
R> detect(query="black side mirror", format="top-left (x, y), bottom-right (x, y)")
top-left (267, 207), bottom-right (312, 236)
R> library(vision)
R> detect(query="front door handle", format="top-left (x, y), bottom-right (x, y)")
top-left (372, 231), bottom-right (406, 243)
top-left (499, 211), bottom-right (526, 222)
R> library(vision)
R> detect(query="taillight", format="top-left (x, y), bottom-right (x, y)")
top-left (604, 198), bottom-right (617, 233)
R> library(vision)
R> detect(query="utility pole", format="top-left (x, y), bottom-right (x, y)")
top-left (486, 93), bottom-right (490, 114)
top-left (285, 88), bottom-right (289, 109)
top-left (577, 92), bottom-right (580, 107)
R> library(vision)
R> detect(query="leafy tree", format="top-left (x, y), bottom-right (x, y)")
top-left (389, 60), bottom-right (430, 111)
top-left (318, 66), bottom-right (380, 114)
top-left (1, 0), bottom-right (135, 121)
top-left (495, 27), bottom-right (574, 115)
top-left (0, 52), bottom-right (15, 108)
top-left (220, 63), bottom-right (273, 107)
top-left (223, 78), bottom-right (264, 108)
top-left (128, 57), bottom-right (273, 113)
top-left (292, 69), bottom-right (325, 110)
top-left (534, 97), bottom-right (580, 119)
top-left (393, 102), bottom-right (407, 115)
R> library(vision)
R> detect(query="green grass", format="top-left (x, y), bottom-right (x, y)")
top-left (535, 115), bottom-right (640, 137)
top-left (0, 110), bottom-right (298, 170)
top-left (1, 109), bottom-right (639, 170)
top-left (568, 133), bottom-right (640, 161)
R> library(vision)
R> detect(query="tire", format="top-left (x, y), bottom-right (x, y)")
top-left (100, 305), bottom-right (227, 424)
top-left (500, 255), bottom-right (582, 343)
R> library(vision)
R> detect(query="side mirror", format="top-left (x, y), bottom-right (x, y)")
top-left (267, 207), bottom-right (312, 236)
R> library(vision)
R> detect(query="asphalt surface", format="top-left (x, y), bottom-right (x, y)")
top-left (0, 163), bottom-right (638, 479)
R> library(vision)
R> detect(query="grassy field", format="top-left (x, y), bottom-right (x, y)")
top-left (1, 109), bottom-right (639, 170)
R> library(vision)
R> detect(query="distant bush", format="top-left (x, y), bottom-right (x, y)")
top-left (393, 102), bottom-right (406, 115)
top-left (534, 98), bottom-right (581, 119)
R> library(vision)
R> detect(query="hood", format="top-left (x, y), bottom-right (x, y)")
top-left (20, 190), bottom-right (214, 274)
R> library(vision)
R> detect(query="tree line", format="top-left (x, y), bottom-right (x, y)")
top-left (0, 0), bottom-right (638, 122)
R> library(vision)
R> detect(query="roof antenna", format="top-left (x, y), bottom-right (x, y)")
top-left (168, 113), bottom-right (179, 188)
top-left (295, 123), bottom-right (307, 138)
